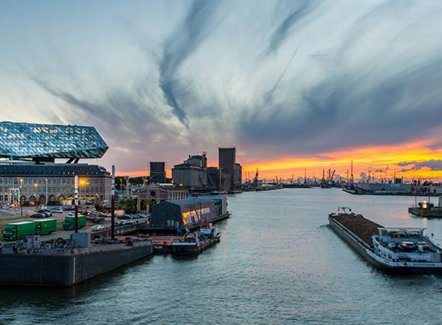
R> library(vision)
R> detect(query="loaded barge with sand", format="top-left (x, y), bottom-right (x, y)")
top-left (329, 207), bottom-right (442, 274)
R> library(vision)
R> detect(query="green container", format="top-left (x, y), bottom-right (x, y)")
top-left (62, 216), bottom-right (86, 230)
top-left (3, 221), bottom-right (37, 241)
top-left (35, 219), bottom-right (57, 235)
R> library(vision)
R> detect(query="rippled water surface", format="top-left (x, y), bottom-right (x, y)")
top-left (1, 189), bottom-right (442, 324)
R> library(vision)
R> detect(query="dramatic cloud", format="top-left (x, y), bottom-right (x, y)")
top-left (158, 0), bottom-right (219, 126)
top-left (1, 0), bottom-right (442, 174)
top-left (398, 160), bottom-right (442, 171)
top-left (266, 0), bottom-right (320, 54)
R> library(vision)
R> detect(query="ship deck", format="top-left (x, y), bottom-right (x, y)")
top-left (331, 214), bottom-right (382, 248)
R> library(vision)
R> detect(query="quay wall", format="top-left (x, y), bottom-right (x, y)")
top-left (0, 244), bottom-right (153, 287)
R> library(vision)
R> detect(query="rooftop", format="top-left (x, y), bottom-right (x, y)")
top-left (0, 162), bottom-right (109, 177)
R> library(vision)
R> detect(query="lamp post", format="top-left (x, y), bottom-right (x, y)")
top-left (111, 165), bottom-right (115, 240)
top-left (45, 178), bottom-right (48, 208)
top-left (34, 183), bottom-right (38, 207)
top-left (19, 178), bottom-right (24, 217)
top-left (74, 175), bottom-right (79, 233)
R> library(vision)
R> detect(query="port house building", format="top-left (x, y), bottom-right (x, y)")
top-left (0, 163), bottom-right (111, 205)
top-left (0, 121), bottom-right (111, 206)
top-left (150, 197), bottom-right (217, 230)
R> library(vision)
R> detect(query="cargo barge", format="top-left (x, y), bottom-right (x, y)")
top-left (0, 233), bottom-right (153, 287)
top-left (329, 207), bottom-right (442, 274)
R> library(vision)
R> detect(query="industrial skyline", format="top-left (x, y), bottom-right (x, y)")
top-left (1, 1), bottom-right (442, 180)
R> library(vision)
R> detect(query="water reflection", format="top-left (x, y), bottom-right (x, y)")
top-left (1, 189), bottom-right (442, 324)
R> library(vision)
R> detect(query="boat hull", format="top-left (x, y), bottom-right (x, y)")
top-left (172, 244), bottom-right (199, 256)
top-left (0, 242), bottom-right (154, 287)
top-left (172, 236), bottom-right (220, 257)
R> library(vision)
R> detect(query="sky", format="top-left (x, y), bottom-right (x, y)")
top-left (1, 0), bottom-right (442, 181)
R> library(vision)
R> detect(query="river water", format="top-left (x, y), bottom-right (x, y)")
top-left (1, 188), bottom-right (442, 324)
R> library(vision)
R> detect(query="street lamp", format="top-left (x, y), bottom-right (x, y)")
top-left (19, 178), bottom-right (24, 217)
top-left (45, 178), bottom-right (48, 208)
top-left (33, 183), bottom-right (38, 207)
top-left (78, 178), bottom-right (89, 203)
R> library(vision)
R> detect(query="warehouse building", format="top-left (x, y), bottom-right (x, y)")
top-left (150, 197), bottom-right (217, 230)
top-left (149, 196), bottom-right (229, 230)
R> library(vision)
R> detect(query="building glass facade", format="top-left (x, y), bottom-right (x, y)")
top-left (0, 122), bottom-right (108, 159)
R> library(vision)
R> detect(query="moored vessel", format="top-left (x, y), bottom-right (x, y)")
top-left (408, 196), bottom-right (442, 218)
top-left (172, 224), bottom-right (220, 257)
top-left (328, 207), bottom-right (442, 274)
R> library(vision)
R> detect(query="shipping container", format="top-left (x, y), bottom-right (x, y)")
top-left (35, 219), bottom-right (57, 235)
top-left (2, 221), bottom-right (37, 241)
top-left (62, 216), bottom-right (87, 230)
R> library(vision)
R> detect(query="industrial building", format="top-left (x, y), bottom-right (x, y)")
top-left (219, 147), bottom-right (235, 191)
top-left (235, 163), bottom-right (242, 189)
top-left (172, 153), bottom-right (208, 190)
top-left (219, 147), bottom-right (242, 192)
top-left (0, 121), bottom-right (111, 206)
top-left (207, 167), bottom-right (220, 190)
top-left (149, 162), bottom-right (166, 184)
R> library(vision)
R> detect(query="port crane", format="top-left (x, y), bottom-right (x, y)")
top-left (321, 169), bottom-right (336, 188)
top-left (253, 168), bottom-right (259, 188)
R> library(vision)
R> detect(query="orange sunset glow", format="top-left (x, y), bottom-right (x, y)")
top-left (117, 139), bottom-right (442, 182)
top-left (242, 139), bottom-right (442, 181)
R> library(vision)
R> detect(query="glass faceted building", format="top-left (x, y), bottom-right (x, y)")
top-left (0, 121), bottom-right (108, 159)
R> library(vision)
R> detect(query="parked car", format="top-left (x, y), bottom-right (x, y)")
top-left (49, 207), bottom-right (63, 214)
top-left (118, 214), bottom-right (133, 220)
top-left (87, 214), bottom-right (105, 223)
top-left (91, 225), bottom-right (105, 232)
top-left (31, 213), bottom-right (46, 219)
top-left (37, 209), bottom-right (52, 217)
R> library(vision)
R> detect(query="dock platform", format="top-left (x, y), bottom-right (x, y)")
top-left (408, 207), bottom-right (442, 218)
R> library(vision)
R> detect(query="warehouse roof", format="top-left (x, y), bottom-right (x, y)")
top-left (164, 197), bottom-right (216, 206)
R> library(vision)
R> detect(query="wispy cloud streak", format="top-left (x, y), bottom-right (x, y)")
top-left (159, 0), bottom-right (219, 126)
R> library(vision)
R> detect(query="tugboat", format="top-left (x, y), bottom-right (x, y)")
top-left (329, 207), bottom-right (442, 274)
top-left (172, 223), bottom-right (220, 257)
